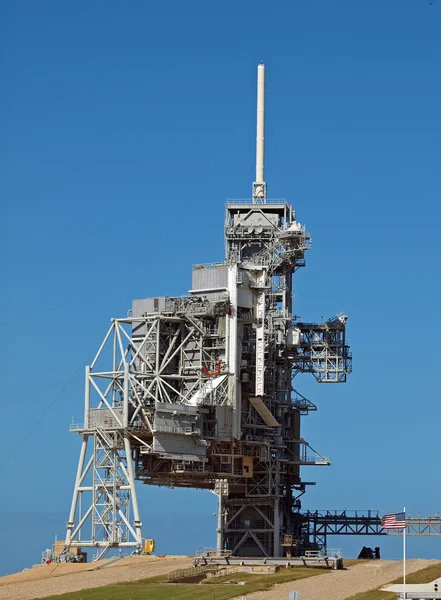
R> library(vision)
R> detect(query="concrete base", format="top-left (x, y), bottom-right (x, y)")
top-left (194, 554), bottom-right (342, 570)
top-left (382, 576), bottom-right (441, 599)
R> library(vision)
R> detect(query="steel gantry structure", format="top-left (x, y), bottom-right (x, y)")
top-left (304, 511), bottom-right (441, 550)
top-left (65, 63), bottom-right (354, 560)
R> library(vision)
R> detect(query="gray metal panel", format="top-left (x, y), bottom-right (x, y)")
top-left (154, 414), bottom-right (198, 431)
top-left (88, 408), bottom-right (124, 429)
top-left (237, 289), bottom-right (254, 309)
top-left (238, 268), bottom-right (251, 288)
top-left (132, 298), bottom-right (156, 317)
top-left (154, 402), bottom-right (201, 434)
top-left (132, 297), bottom-right (169, 317)
top-left (233, 211), bottom-right (279, 227)
top-left (192, 265), bottom-right (228, 291)
top-left (216, 406), bottom-right (233, 439)
top-left (152, 433), bottom-right (207, 461)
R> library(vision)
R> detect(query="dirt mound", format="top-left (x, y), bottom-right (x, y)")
top-left (0, 556), bottom-right (193, 600)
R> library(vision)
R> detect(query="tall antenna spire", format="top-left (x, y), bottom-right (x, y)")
top-left (253, 62), bottom-right (266, 202)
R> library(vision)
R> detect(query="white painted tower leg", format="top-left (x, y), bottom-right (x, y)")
top-left (65, 436), bottom-right (88, 546)
top-left (123, 436), bottom-right (143, 547)
top-left (217, 491), bottom-right (224, 554)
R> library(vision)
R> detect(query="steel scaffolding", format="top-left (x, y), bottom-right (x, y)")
top-left (65, 64), bottom-right (353, 559)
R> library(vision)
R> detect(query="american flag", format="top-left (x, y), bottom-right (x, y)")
top-left (381, 512), bottom-right (406, 529)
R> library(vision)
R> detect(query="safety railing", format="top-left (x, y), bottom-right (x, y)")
top-left (69, 423), bottom-right (84, 431)
top-left (226, 198), bottom-right (288, 205)
top-left (153, 424), bottom-right (201, 435)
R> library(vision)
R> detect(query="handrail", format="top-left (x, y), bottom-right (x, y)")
top-left (226, 198), bottom-right (288, 205)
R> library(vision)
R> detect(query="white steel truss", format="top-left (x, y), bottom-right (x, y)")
top-left (65, 64), bottom-right (353, 561)
top-left (66, 312), bottom-right (230, 556)
top-left (65, 321), bottom-right (146, 556)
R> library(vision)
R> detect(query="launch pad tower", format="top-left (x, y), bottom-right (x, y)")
top-left (65, 64), bottom-right (352, 560)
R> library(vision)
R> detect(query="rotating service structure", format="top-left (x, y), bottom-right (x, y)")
top-left (65, 64), bottom-right (352, 560)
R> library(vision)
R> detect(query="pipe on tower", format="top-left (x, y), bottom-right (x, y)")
top-left (253, 62), bottom-right (266, 201)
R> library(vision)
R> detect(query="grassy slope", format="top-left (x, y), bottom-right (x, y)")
top-left (41, 565), bottom-right (330, 600)
top-left (347, 563), bottom-right (441, 600)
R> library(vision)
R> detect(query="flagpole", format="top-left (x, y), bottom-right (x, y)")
top-left (403, 506), bottom-right (406, 600)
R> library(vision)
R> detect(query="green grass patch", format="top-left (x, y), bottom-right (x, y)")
top-left (41, 564), bottom-right (329, 600)
top-left (347, 593), bottom-right (392, 600)
top-left (345, 559), bottom-right (367, 568)
top-left (347, 562), bottom-right (441, 600)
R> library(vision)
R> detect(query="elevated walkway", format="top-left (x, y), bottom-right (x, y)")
top-left (304, 510), bottom-right (441, 541)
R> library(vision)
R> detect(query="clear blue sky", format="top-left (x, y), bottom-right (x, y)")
top-left (1, 0), bottom-right (440, 575)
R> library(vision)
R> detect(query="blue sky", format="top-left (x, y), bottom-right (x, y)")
top-left (1, 0), bottom-right (440, 575)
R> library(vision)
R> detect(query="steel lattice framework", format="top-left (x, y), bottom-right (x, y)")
top-left (303, 511), bottom-right (441, 549)
top-left (65, 64), bottom-right (355, 559)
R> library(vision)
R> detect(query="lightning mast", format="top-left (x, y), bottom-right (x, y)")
top-left (65, 64), bottom-right (352, 559)
top-left (253, 62), bottom-right (266, 202)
